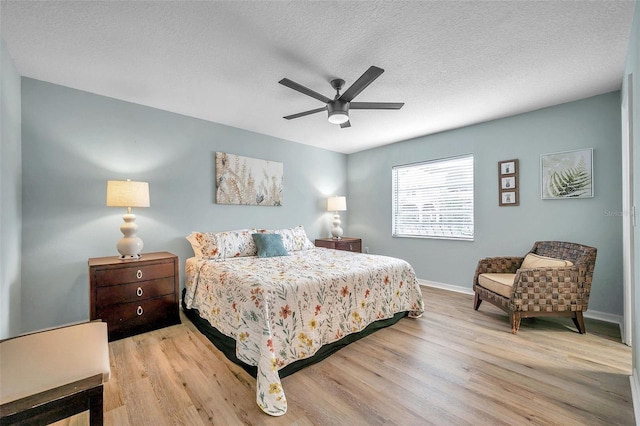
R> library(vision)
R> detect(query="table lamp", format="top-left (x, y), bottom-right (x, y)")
top-left (106, 179), bottom-right (150, 259)
top-left (327, 196), bottom-right (347, 239)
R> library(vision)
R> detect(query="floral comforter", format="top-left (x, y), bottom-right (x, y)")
top-left (183, 248), bottom-right (424, 416)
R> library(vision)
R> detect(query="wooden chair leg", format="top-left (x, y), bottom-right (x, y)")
top-left (572, 311), bottom-right (586, 334)
top-left (473, 292), bottom-right (482, 310)
top-left (510, 312), bottom-right (521, 334)
top-left (89, 384), bottom-right (104, 426)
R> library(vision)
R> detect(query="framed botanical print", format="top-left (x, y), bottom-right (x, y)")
top-left (540, 148), bottom-right (593, 199)
top-left (215, 152), bottom-right (283, 206)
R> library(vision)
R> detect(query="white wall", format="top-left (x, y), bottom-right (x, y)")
top-left (20, 78), bottom-right (347, 333)
top-left (0, 39), bottom-right (22, 339)
top-left (348, 92), bottom-right (623, 316)
top-left (622, 1), bottom-right (640, 422)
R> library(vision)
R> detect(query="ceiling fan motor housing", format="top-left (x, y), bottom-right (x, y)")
top-left (327, 99), bottom-right (349, 124)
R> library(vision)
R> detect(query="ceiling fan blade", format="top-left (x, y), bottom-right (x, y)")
top-left (350, 102), bottom-right (404, 110)
top-left (339, 66), bottom-right (385, 102)
top-left (340, 120), bottom-right (351, 128)
top-left (279, 78), bottom-right (332, 104)
top-left (283, 107), bottom-right (326, 120)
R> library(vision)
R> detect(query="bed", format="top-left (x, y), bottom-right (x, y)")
top-left (182, 226), bottom-right (424, 416)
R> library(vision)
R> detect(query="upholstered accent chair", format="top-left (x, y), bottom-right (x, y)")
top-left (473, 241), bottom-right (597, 334)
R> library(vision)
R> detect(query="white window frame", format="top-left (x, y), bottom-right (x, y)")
top-left (392, 154), bottom-right (474, 241)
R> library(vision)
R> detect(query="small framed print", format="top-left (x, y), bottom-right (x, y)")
top-left (501, 191), bottom-right (517, 205)
top-left (498, 159), bottom-right (519, 206)
top-left (501, 176), bottom-right (516, 189)
top-left (500, 161), bottom-right (516, 175)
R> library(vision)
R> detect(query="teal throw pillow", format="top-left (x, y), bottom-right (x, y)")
top-left (252, 233), bottom-right (289, 258)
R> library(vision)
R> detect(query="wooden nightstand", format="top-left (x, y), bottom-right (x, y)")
top-left (89, 251), bottom-right (180, 341)
top-left (315, 237), bottom-right (362, 253)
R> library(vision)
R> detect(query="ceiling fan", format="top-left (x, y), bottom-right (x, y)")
top-left (279, 66), bottom-right (404, 128)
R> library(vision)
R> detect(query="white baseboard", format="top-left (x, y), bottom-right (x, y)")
top-left (582, 310), bottom-right (624, 327)
top-left (418, 279), bottom-right (623, 327)
top-left (418, 278), bottom-right (474, 296)
top-left (631, 369), bottom-right (640, 426)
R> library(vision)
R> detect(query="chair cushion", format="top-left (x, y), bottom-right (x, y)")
top-left (521, 253), bottom-right (573, 269)
top-left (478, 273), bottom-right (516, 298)
top-left (0, 321), bottom-right (110, 404)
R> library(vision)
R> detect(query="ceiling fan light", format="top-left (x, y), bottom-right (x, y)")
top-left (328, 111), bottom-right (349, 124)
top-left (327, 100), bottom-right (349, 125)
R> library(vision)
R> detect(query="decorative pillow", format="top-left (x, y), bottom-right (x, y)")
top-left (186, 229), bottom-right (257, 258)
top-left (256, 225), bottom-right (315, 252)
top-left (252, 233), bottom-right (289, 258)
top-left (520, 253), bottom-right (574, 269)
top-left (186, 233), bottom-right (201, 257)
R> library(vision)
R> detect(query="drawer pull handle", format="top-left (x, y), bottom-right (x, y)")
top-left (136, 287), bottom-right (143, 297)
top-left (350, 244), bottom-right (353, 250)
top-left (136, 306), bottom-right (144, 316)
top-left (136, 269), bottom-right (143, 279)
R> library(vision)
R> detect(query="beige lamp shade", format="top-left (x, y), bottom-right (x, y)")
top-left (106, 180), bottom-right (150, 208)
top-left (327, 196), bottom-right (347, 212)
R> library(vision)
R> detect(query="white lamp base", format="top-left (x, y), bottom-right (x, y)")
top-left (116, 213), bottom-right (143, 259)
top-left (331, 214), bottom-right (344, 239)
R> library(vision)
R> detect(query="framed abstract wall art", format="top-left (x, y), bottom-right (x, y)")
top-left (215, 152), bottom-right (283, 206)
top-left (540, 148), bottom-right (593, 199)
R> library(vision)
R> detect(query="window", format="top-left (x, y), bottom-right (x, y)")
top-left (392, 154), bottom-right (474, 240)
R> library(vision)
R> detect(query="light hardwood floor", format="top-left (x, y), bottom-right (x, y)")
top-left (55, 287), bottom-right (635, 425)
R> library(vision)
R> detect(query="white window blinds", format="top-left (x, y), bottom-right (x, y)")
top-left (392, 154), bottom-right (474, 240)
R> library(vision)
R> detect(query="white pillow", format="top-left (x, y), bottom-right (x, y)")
top-left (186, 232), bottom-right (204, 257)
top-left (186, 229), bottom-right (257, 258)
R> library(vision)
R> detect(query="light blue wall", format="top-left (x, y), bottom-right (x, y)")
top-left (0, 39), bottom-right (22, 339)
top-left (21, 78), bottom-right (346, 333)
top-left (348, 92), bottom-right (623, 316)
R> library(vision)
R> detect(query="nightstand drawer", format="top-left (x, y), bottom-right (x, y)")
top-left (335, 240), bottom-right (361, 252)
top-left (314, 239), bottom-right (335, 249)
top-left (96, 277), bottom-right (175, 306)
top-left (96, 294), bottom-right (179, 341)
top-left (315, 237), bottom-right (362, 253)
top-left (93, 262), bottom-right (174, 287)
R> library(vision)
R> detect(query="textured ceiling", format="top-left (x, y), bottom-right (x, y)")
top-left (0, 1), bottom-right (635, 154)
